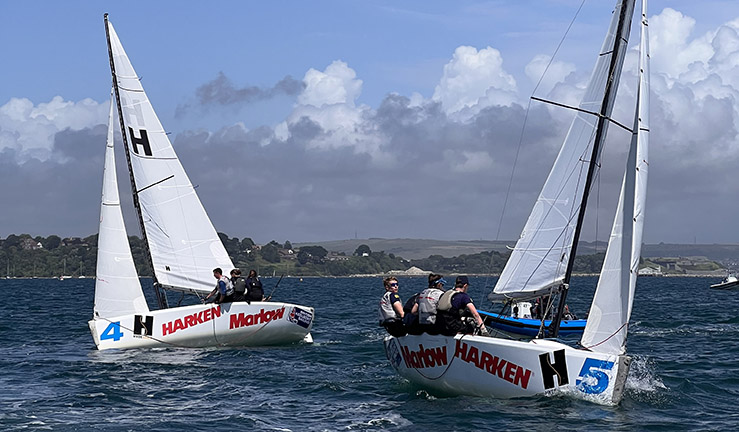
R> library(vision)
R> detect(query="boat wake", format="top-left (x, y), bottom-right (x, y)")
top-left (625, 355), bottom-right (668, 402)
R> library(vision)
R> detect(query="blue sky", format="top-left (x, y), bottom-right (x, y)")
top-left (1, 1), bottom-right (738, 245)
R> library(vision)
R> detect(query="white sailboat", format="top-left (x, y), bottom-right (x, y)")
top-left (384, 0), bottom-right (649, 405)
top-left (59, 258), bottom-right (72, 280)
top-left (88, 16), bottom-right (315, 350)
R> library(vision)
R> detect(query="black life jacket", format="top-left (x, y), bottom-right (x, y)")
top-left (437, 290), bottom-right (468, 335)
top-left (246, 277), bottom-right (264, 301)
top-left (403, 293), bottom-right (419, 314)
top-left (232, 276), bottom-right (247, 294)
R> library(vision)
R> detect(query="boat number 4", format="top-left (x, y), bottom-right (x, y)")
top-left (101, 321), bottom-right (123, 342)
top-left (576, 358), bottom-right (614, 394)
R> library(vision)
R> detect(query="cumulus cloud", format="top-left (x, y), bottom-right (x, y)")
top-left (432, 46), bottom-right (518, 116)
top-left (275, 60), bottom-right (390, 160)
top-left (298, 61), bottom-right (362, 107)
top-left (0, 96), bottom-right (106, 162)
top-left (3, 7), bottom-right (739, 246)
top-left (525, 55), bottom-right (577, 97)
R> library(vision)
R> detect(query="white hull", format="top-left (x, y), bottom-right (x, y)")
top-left (710, 276), bottom-right (739, 290)
top-left (89, 301), bottom-right (314, 350)
top-left (384, 334), bottom-right (630, 405)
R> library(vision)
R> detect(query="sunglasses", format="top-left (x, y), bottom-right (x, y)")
top-left (389, 283), bottom-right (398, 287)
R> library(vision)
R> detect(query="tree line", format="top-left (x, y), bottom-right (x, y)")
top-left (0, 233), bottom-right (615, 278)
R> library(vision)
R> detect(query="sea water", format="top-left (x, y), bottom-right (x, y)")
top-left (1, 276), bottom-right (737, 431)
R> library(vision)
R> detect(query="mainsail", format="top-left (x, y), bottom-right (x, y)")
top-left (490, 0), bottom-right (635, 301)
top-left (581, 0), bottom-right (650, 354)
top-left (106, 20), bottom-right (233, 294)
top-left (93, 91), bottom-right (149, 318)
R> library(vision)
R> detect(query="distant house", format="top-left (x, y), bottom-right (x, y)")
top-left (638, 266), bottom-right (662, 276)
top-left (21, 239), bottom-right (43, 250)
top-left (327, 253), bottom-right (349, 261)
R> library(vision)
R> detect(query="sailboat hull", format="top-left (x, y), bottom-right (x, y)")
top-left (89, 301), bottom-right (314, 350)
top-left (384, 334), bottom-right (630, 405)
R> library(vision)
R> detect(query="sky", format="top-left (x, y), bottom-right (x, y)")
top-left (0, 0), bottom-right (738, 245)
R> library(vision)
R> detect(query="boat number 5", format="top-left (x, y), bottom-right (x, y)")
top-left (101, 321), bottom-right (124, 342)
top-left (576, 358), bottom-right (614, 394)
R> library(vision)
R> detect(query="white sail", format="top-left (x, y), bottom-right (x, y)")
top-left (581, 0), bottom-right (649, 354)
top-left (107, 21), bottom-right (233, 294)
top-left (490, 1), bottom-right (635, 301)
top-left (93, 91), bottom-right (149, 318)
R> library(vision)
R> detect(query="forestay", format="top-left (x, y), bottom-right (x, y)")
top-left (581, 0), bottom-right (650, 354)
top-left (490, 1), bottom-right (635, 301)
top-left (93, 91), bottom-right (149, 318)
top-left (107, 22), bottom-right (233, 294)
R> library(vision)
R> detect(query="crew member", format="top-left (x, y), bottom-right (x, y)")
top-left (231, 268), bottom-right (247, 302)
top-left (206, 267), bottom-right (233, 304)
top-left (563, 304), bottom-right (578, 320)
top-left (437, 275), bottom-right (486, 336)
top-left (245, 269), bottom-right (264, 302)
top-left (378, 276), bottom-right (406, 337)
top-left (411, 273), bottom-right (446, 335)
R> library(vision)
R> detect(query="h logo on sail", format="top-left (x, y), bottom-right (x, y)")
top-left (129, 127), bottom-right (153, 156)
top-left (133, 315), bottom-right (154, 336)
top-left (538, 349), bottom-right (569, 389)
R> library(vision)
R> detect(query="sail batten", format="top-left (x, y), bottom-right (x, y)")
top-left (106, 20), bottom-right (233, 295)
top-left (490, 0), bottom-right (635, 302)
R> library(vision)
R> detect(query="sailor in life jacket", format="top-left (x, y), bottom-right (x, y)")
top-left (378, 276), bottom-right (407, 337)
top-left (410, 273), bottom-right (446, 335)
top-left (245, 269), bottom-right (264, 302)
top-left (230, 268), bottom-right (247, 302)
top-left (436, 275), bottom-right (486, 336)
top-left (208, 267), bottom-right (234, 304)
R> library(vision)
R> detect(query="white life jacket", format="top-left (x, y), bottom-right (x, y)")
top-left (417, 288), bottom-right (444, 325)
top-left (217, 275), bottom-right (234, 296)
top-left (378, 291), bottom-right (400, 324)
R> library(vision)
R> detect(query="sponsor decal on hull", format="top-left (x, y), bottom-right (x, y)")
top-left (229, 307), bottom-right (285, 330)
top-left (287, 307), bottom-right (313, 329)
top-left (400, 344), bottom-right (448, 369)
top-left (162, 306), bottom-right (222, 336)
top-left (538, 349), bottom-right (569, 390)
top-left (387, 339), bottom-right (403, 369)
top-left (454, 340), bottom-right (532, 389)
top-left (134, 315), bottom-right (154, 337)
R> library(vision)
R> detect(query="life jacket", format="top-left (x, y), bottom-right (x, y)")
top-left (378, 291), bottom-right (401, 324)
top-left (246, 277), bottom-right (264, 301)
top-left (437, 290), bottom-right (470, 335)
top-left (232, 276), bottom-right (247, 294)
top-left (217, 275), bottom-right (234, 296)
top-left (437, 290), bottom-right (458, 313)
top-left (417, 288), bottom-right (444, 325)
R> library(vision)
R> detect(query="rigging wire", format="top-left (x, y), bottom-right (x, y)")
top-left (492, 0), bottom-right (588, 243)
top-left (485, 0), bottom-right (590, 294)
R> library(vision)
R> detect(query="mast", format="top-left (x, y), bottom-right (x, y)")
top-left (104, 14), bottom-right (168, 309)
top-left (551, 0), bottom-right (634, 337)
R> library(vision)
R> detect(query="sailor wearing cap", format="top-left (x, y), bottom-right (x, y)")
top-left (437, 275), bottom-right (486, 335)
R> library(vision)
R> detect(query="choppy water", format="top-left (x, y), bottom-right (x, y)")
top-left (1, 276), bottom-right (738, 431)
